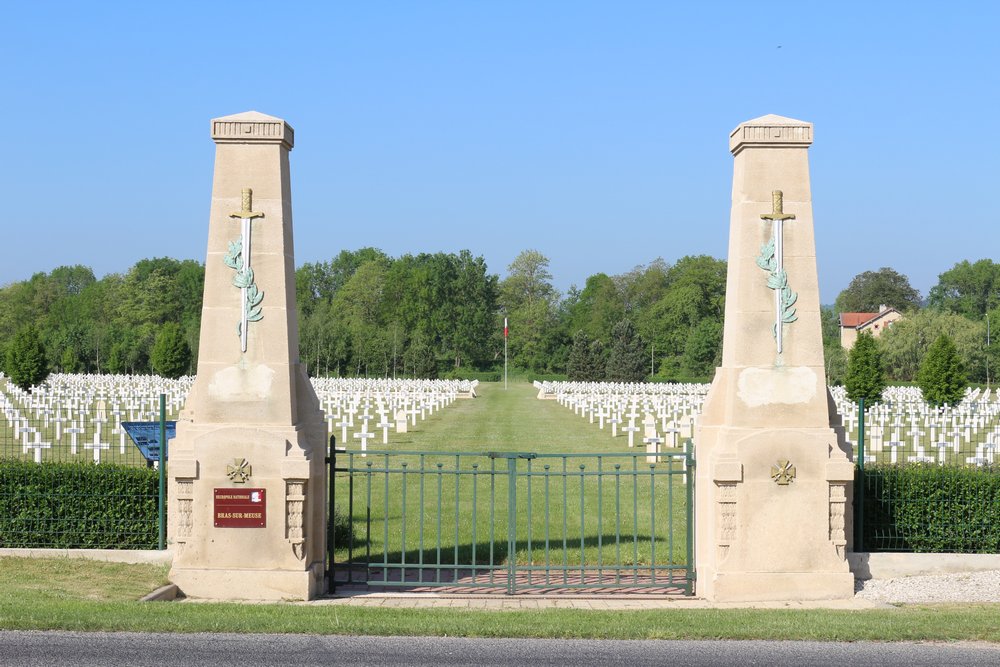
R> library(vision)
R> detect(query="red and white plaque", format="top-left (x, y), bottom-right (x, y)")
top-left (214, 487), bottom-right (266, 528)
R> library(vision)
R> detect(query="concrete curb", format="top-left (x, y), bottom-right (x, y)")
top-left (141, 584), bottom-right (180, 602)
top-left (850, 552), bottom-right (1000, 580)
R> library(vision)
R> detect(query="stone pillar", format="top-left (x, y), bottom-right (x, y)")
top-left (694, 115), bottom-right (854, 601)
top-left (168, 111), bottom-right (327, 600)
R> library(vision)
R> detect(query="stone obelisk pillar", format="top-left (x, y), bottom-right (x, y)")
top-left (694, 115), bottom-right (854, 601)
top-left (168, 111), bottom-right (326, 600)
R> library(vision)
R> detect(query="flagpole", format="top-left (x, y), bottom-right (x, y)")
top-left (504, 316), bottom-right (508, 391)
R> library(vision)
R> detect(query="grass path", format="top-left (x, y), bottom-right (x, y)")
top-left (332, 381), bottom-right (690, 568)
top-left (357, 381), bottom-right (637, 454)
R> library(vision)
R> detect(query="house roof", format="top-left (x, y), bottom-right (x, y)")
top-left (840, 308), bottom-right (902, 330)
top-left (840, 312), bottom-right (879, 328)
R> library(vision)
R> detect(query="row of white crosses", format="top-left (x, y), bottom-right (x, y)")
top-left (1, 373), bottom-right (193, 464)
top-left (548, 381), bottom-right (709, 471)
top-left (830, 385), bottom-right (1000, 467)
top-left (1, 372), bottom-right (477, 463)
top-left (310, 378), bottom-right (478, 455)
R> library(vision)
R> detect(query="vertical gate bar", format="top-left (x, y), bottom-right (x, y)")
top-left (597, 456), bottom-right (603, 582)
top-left (418, 454), bottom-right (425, 583)
top-left (472, 463), bottom-right (479, 584)
top-left (383, 453), bottom-right (389, 579)
top-left (649, 463), bottom-right (656, 584)
top-left (579, 464), bottom-right (586, 582)
top-left (327, 437), bottom-right (335, 593)
top-left (632, 455), bottom-right (639, 583)
top-left (526, 458), bottom-right (532, 587)
top-left (401, 462), bottom-right (408, 583)
top-left (562, 457), bottom-right (568, 584)
top-left (347, 456), bottom-right (354, 583)
top-left (365, 461), bottom-right (372, 585)
top-left (507, 456), bottom-right (517, 595)
top-left (436, 463), bottom-right (443, 583)
top-left (685, 440), bottom-right (695, 595)
top-left (668, 454), bottom-right (675, 585)
top-left (454, 455), bottom-right (461, 582)
top-left (489, 457), bottom-right (496, 585)
top-left (157, 394), bottom-right (165, 550)
top-left (614, 463), bottom-right (621, 585)
top-left (543, 464), bottom-right (551, 586)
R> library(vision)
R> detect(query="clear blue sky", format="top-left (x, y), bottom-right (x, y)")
top-left (2, 2), bottom-right (997, 304)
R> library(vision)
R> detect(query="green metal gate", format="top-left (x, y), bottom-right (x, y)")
top-left (326, 445), bottom-right (694, 595)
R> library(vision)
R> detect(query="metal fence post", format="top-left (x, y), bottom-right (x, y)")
top-left (856, 397), bottom-right (865, 553)
top-left (685, 439), bottom-right (695, 596)
top-left (507, 456), bottom-right (517, 595)
top-left (157, 393), bottom-right (166, 550)
top-left (327, 436), bottom-right (336, 594)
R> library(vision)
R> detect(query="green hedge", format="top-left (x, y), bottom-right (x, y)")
top-left (441, 369), bottom-right (502, 382)
top-left (0, 459), bottom-right (160, 549)
top-left (860, 464), bottom-right (1000, 553)
top-left (527, 373), bottom-right (569, 383)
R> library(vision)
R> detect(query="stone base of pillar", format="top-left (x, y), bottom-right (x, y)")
top-left (695, 421), bottom-right (855, 602)
top-left (168, 422), bottom-right (327, 601)
top-left (699, 571), bottom-right (854, 602)
top-left (170, 564), bottom-right (324, 601)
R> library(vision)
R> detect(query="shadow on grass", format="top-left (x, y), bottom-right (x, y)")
top-left (333, 533), bottom-right (689, 568)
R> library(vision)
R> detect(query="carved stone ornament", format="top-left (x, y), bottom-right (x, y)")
top-left (286, 480), bottom-right (306, 560)
top-left (757, 190), bottom-right (798, 353)
top-left (224, 187), bottom-right (265, 352)
top-left (770, 459), bottom-right (796, 485)
top-left (226, 458), bottom-right (252, 483)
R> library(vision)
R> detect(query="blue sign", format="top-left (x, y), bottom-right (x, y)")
top-left (121, 421), bottom-right (176, 464)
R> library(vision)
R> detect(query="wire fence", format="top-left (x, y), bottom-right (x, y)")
top-left (0, 393), bottom-right (170, 549)
top-left (852, 398), bottom-right (1000, 553)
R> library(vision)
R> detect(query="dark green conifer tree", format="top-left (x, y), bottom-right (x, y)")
top-left (918, 334), bottom-right (967, 406)
top-left (845, 331), bottom-right (886, 405)
top-left (567, 330), bottom-right (594, 381)
top-left (605, 319), bottom-right (647, 382)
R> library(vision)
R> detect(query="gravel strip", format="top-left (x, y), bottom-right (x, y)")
top-left (855, 570), bottom-right (1000, 604)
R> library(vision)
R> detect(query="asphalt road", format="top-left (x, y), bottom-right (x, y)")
top-left (1, 631), bottom-right (999, 666)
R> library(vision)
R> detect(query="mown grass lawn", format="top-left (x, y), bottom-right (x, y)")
top-left (3, 556), bottom-right (1000, 642)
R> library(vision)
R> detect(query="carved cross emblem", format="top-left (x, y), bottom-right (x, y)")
top-left (226, 458), bottom-right (252, 484)
top-left (770, 459), bottom-right (796, 485)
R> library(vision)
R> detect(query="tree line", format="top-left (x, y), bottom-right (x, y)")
top-left (0, 249), bottom-right (726, 387)
top-left (823, 261), bottom-right (1000, 388)
top-left (2, 251), bottom-right (998, 390)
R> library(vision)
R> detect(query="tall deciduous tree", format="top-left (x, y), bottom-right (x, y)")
top-left (845, 331), bottom-right (885, 405)
top-left (918, 334), bottom-right (967, 407)
top-left (500, 250), bottom-right (560, 373)
top-left (680, 319), bottom-right (722, 379)
top-left (928, 259), bottom-right (1000, 319)
top-left (878, 309), bottom-right (983, 382)
top-left (565, 273), bottom-right (625, 343)
top-left (450, 250), bottom-right (499, 369)
top-left (6, 325), bottom-right (48, 391)
top-left (637, 255), bottom-right (726, 377)
top-left (834, 267), bottom-right (921, 314)
top-left (150, 322), bottom-right (192, 379)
